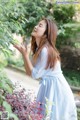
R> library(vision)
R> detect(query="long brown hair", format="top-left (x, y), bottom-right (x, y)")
top-left (31, 18), bottom-right (60, 69)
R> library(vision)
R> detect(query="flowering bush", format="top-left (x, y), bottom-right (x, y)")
top-left (0, 76), bottom-right (51, 120)
top-left (5, 89), bottom-right (45, 120)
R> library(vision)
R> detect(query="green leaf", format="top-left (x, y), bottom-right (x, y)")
top-left (0, 111), bottom-right (2, 116)
top-left (9, 113), bottom-right (19, 120)
top-left (0, 81), bottom-right (13, 94)
top-left (3, 101), bottom-right (12, 113)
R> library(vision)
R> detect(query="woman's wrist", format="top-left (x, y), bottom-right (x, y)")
top-left (22, 51), bottom-right (29, 58)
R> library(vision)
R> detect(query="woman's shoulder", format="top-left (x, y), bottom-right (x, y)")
top-left (40, 46), bottom-right (48, 57)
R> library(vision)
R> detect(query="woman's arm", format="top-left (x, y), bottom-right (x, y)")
top-left (14, 44), bottom-right (33, 76)
top-left (22, 53), bottom-right (33, 76)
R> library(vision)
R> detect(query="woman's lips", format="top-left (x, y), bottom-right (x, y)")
top-left (33, 28), bottom-right (37, 32)
top-left (34, 30), bottom-right (37, 32)
top-left (31, 30), bottom-right (37, 35)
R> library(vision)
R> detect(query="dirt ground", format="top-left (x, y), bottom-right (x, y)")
top-left (4, 67), bottom-right (39, 95)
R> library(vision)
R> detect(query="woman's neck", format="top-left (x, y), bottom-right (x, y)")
top-left (35, 38), bottom-right (41, 47)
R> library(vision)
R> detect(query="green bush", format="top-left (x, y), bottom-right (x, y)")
top-left (77, 108), bottom-right (80, 120)
top-left (56, 22), bottom-right (80, 48)
top-left (53, 5), bottom-right (75, 23)
top-left (51, 3), bottom-right (80, 48)
top-left (63, 69), bottom-right (80, 87)
top-left (0, 69), bottom-right (19, 119)
top-left (7, 55), bottom-right (24, 68)
top-left (0, 0), bottom-right (79, 53)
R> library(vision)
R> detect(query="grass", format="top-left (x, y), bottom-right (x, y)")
top-left (63, 69), bottom-right (80, 119)
top-left (77, 108), bottom-right (80, 120)
top-left (63, 69), bottom-right (80, 87)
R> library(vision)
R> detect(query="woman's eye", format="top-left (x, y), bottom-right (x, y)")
top-left (39, 24), bottom-right (42, 27)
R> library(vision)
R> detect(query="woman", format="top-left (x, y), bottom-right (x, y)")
top-left (14, 18), bottom-right (77, 120)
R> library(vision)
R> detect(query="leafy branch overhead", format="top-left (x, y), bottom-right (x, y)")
top-left (0, 0), bottom-right (80, 55)
top-left (0, 0), bottom-right (53, 54)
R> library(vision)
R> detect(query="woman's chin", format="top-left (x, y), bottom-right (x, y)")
top-left (31, 32), bottom-right (36, 37)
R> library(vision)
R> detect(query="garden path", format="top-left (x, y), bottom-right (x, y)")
top-left (4, 67), bottom-right (39, 96)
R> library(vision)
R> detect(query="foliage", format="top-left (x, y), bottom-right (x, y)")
top-left (0, 70), bottom-right (18, 120)
top-left (44, 97), bottom-right (54, 119)
top-left (0, 71), bottom-right (52, 120)
top-left (21, 0), bottom-right (53, 36)
top-left (56, 22), bottom-right (80, 48)
top-left (0, 70), bottom-right (44, 120)
top-left (5, 89), bottom-right (44, 120)
top-left (51, 3), bottom-right (80, 48)
top-left (0, 0), bottom-right (53, 37)
top-left (0, 70), bottom-right (13, 104)
top-left (5, 88), bottom-right (53, 120)
top-left (0, 0), bottom-right (53, 61)
top-left (0, 81), bottom-right (80, 120)
top-left (0, 70), bottom-right (14, 94)
top-left (77, 108), bottom-right (80, 120)
top-left (53, 4), bottom-right (75, 23)
top-left (0, 53), bottom-right (8, 68)
top-left (0, 0), bottom-right (16, 56)
top-left (63, 69), bottom-right (80, 87)
top-left (7, 55), bottom-right (24, 68)
top-left (0, 0), bottom-right (80, 54)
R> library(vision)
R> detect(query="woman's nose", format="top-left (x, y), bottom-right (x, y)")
top-left (34, 25), bottom-right (38, 30)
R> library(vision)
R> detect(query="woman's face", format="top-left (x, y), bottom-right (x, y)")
top-left (31, 20), bottom-right (47, 38)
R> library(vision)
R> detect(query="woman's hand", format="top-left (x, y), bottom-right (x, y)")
top-left (13, 43), bottom-right (27, 55)
top-left (13, 43), bottom-right (31, 56)
top-left (12, 34), bottom-right (32, 76)
top-left (12, 33), bottom-right (30, 56)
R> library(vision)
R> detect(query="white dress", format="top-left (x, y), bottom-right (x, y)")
top-left (31, 47), bottom-right (77, 120)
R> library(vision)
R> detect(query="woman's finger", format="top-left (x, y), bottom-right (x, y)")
top-left (13, 44), bottom-right (21, 51)
top-left (13, 44), bottom-right (28, 55)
